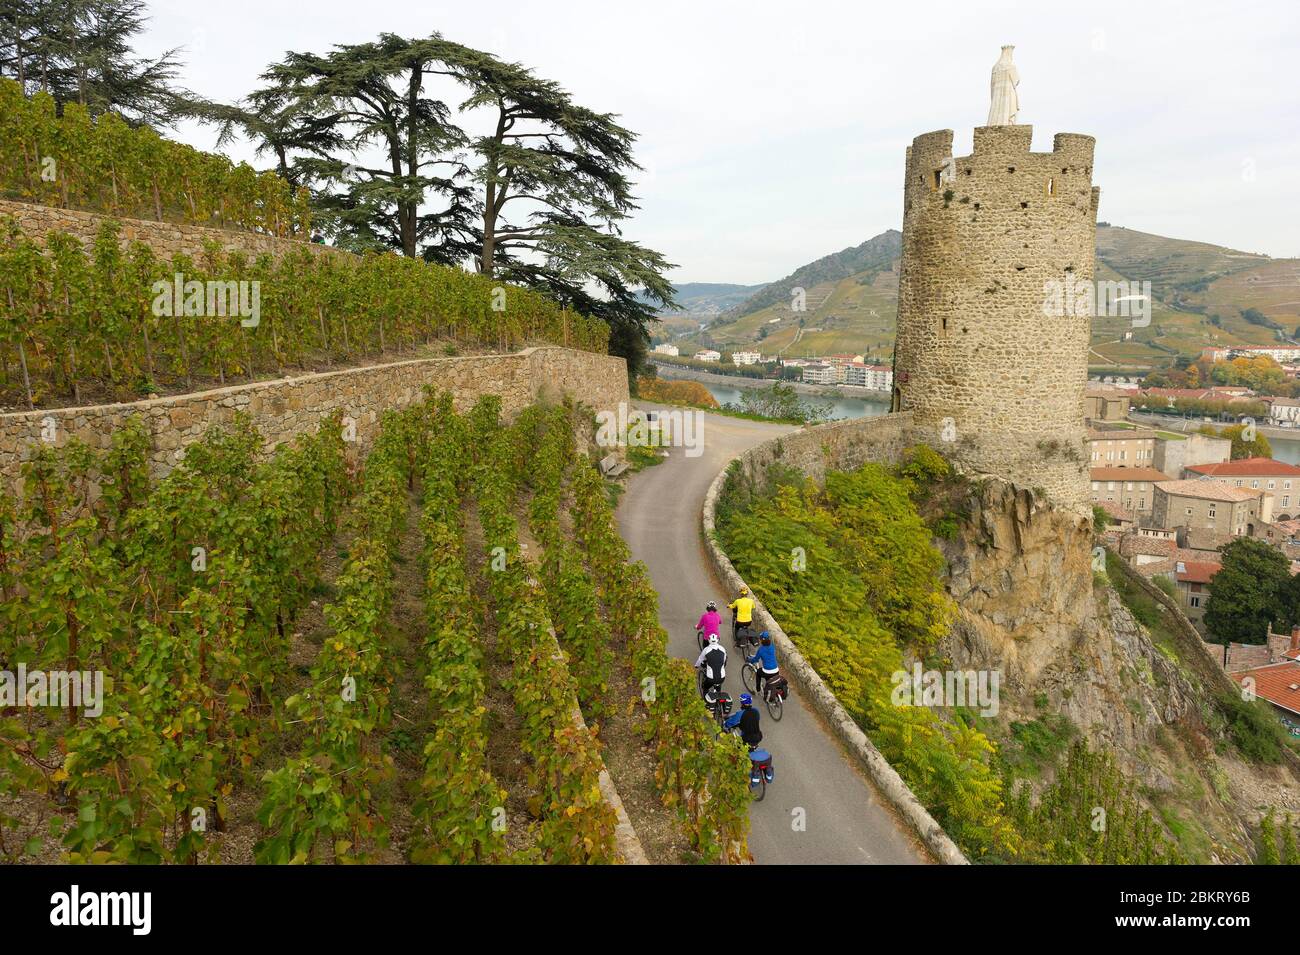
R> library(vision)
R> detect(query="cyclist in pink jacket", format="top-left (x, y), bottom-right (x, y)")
top-left (696, 601), bottom-right (722, 639)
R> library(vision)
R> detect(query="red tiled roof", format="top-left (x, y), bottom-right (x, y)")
top-left (1175, 560), bottom-right (1220, 584)
top-left (1231, 662), bottom-right (1300, 715)
top-left (1185, 457), bottom-right (1300, 478)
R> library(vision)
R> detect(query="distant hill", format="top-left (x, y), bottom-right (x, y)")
top-left (644, 282), bottom-right (765, 317)
top-left (726, 230), bottom-right (902, 320)
top-left (666, 225), bottom-right (1300, 369)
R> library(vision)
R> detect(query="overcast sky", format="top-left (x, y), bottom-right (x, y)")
top-left (142, 0), bottom-right (1300, 285)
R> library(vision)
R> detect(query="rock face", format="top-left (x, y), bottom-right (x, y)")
top-left (939, 480), bottom-right (1199, 769)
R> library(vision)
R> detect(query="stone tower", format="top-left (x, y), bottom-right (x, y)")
top-left (892, 125), bottom-right (1100, 513)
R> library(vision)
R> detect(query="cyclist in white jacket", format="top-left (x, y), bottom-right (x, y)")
top-left (694, 634), bottom-right (727, 694)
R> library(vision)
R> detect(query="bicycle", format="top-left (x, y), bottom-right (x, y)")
top-left (703, 686), bottom-right (732, 727)
top-left (741, 665), bottom-right (787, 721)
top-left (733, 620), bottom-right (760, 653)
top-left (748, 748), bottom-right (774, 802)
top-left (696, 666), bottom-right (725, 703)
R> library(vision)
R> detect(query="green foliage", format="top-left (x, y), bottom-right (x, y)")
top-left (723, 382), bottom-right (831, 423)
top-left (568, 438), bottom-right (751, 862)
top-left (1257, 809), bottom-right (1280, 864)
top-left (466, 399), bottom-right (619, 863)
top-left (0, 80), bottom-right (309, 234)
top-left (1092, 505), bottom-right (1109, 534)
top-left (1218, 692), bottom-right (1284, 764)
top-left (1004, 740), bottom-right (1183, 864)
top-left (896, 444), bottom-right (950, 492)
top-left (1, 409), bottom-right (348, 862)
top-left (0, 216), bottom-right (608, 406)
top-left (716, 459), bottom-right (1012, 856)
top-left (1204, 537), bottom-right (1290, 644)
top-left (409, 391), bottom-right (508, 864)
top-left (255, 407), bottom-right (421, 863)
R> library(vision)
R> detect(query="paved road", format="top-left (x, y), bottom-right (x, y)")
top-left (616, 405), bottom-right (928, 864)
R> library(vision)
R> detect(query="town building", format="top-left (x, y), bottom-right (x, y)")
top-left (1224, 628), bottom-right (1300, 730)
top-left (1203, 345), bottom-right (1300, 365)
top-left (1184, 458), bottom-right (1300, 519)
top-left (1084, 387), bottom-right (1131, 421)
top-left (1087, 426), bottom-right (1157, 467)
top-left (1152, 432), bottom-right (1231, 479)
top-left (694, 349), bottom-right (721, 362)
top-left (1264, 396), bottom-right (1300, 428)
top-left (1151, 479), bottom-right (1273, 536)
top-left (1174, 559), bottom-right (1220, 627)
top-left (731, 350), bottom-right (761, 365)
top-left (652, 343), bottom-right (679, 357)
top-left (1089, 466), bottom-right (1167, 516)
top-left (843, 362), bottom-right (893, 391)
top-left (801, 363), bottom-right (837, 385)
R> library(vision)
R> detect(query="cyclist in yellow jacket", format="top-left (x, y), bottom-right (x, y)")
top-left (728, 587), bottom-right (755, 642)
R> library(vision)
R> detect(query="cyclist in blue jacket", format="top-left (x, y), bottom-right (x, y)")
top-left (724, 694), bottom-right (762, 748)
top-left (747, 632), bottom-right (780, 696)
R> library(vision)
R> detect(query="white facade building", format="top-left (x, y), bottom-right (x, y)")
top-left (732, 351), bottom-right (762, 365)
top-left (1267, 397), bottom-right (1300, 428)
top-left (653, 343), bottom-right (679, 357)
top-left (843, 362), bottom-right (893, 391)
top-left (694, 349), bottom-right (722, 362)
top-left (801, 363), bottom-right (837, 385)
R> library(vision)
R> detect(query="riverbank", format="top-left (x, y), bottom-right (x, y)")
top-left (651, 360), bottom-right (891, 401)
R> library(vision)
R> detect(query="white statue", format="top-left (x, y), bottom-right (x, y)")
top-left (988, 45), bottom-right (1020, 125)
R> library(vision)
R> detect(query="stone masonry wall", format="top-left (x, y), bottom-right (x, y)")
top-left (0, 198), bottom-right (340, 261)
top-left (731, 410), bottom-right (915, 486)
top-left (0, 346), bottom-right (627, 485)
top-left (893, 126), bottom-right (1100, 514)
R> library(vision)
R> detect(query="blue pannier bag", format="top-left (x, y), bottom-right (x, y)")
top-left (749, 749), bottom-right (774, 785)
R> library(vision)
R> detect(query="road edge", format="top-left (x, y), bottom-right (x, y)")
top-left (701, 456), bottom-right (970, 866)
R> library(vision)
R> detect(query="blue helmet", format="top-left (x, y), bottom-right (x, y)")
top-left (739, 693), bottom-right (753, 706)
top-left (760, 631), bottom-right (771, 644)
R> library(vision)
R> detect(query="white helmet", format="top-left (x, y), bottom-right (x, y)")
top-left (707, 634), bottom-right (719, 645)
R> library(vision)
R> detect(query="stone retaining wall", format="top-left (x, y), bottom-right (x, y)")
top-left (701, 410), bottom-right (970, 864)
top-left (0, 198), bottom-right (340, 261)
top-left (0, 346), bottom-right (628, 484)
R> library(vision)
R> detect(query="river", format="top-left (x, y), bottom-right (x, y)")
top-left (700, 381), bottom-right (890, 421)
top-left (693, 390), bottom-right (1300, 463)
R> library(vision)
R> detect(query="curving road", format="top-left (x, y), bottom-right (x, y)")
top-left (616, 404), bottom-right (928, 864)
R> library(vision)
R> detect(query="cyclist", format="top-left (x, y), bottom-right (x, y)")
top-left (728, 587), bottom-right (755, 641)
top-left (747, 631), bottom-right (780, 697)
top-left (696, 601), bottom-right (722, 641)
top-left (723, 693), bottom-right (762, 749)
top-left (694, 633), bottom-right (727, 696)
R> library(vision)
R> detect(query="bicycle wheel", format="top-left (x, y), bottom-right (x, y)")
top-left (751, 776), bottom-right (766, 802)
top-left (741, 663), bottom-right (757, 693)
top-left (696, 629), bottom-right (706, 651)
top-left (766, 693), bottom-right (783, 722)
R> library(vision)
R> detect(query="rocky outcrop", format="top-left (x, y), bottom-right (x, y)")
top-left (937, 479), bottom-right (1203, 785)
